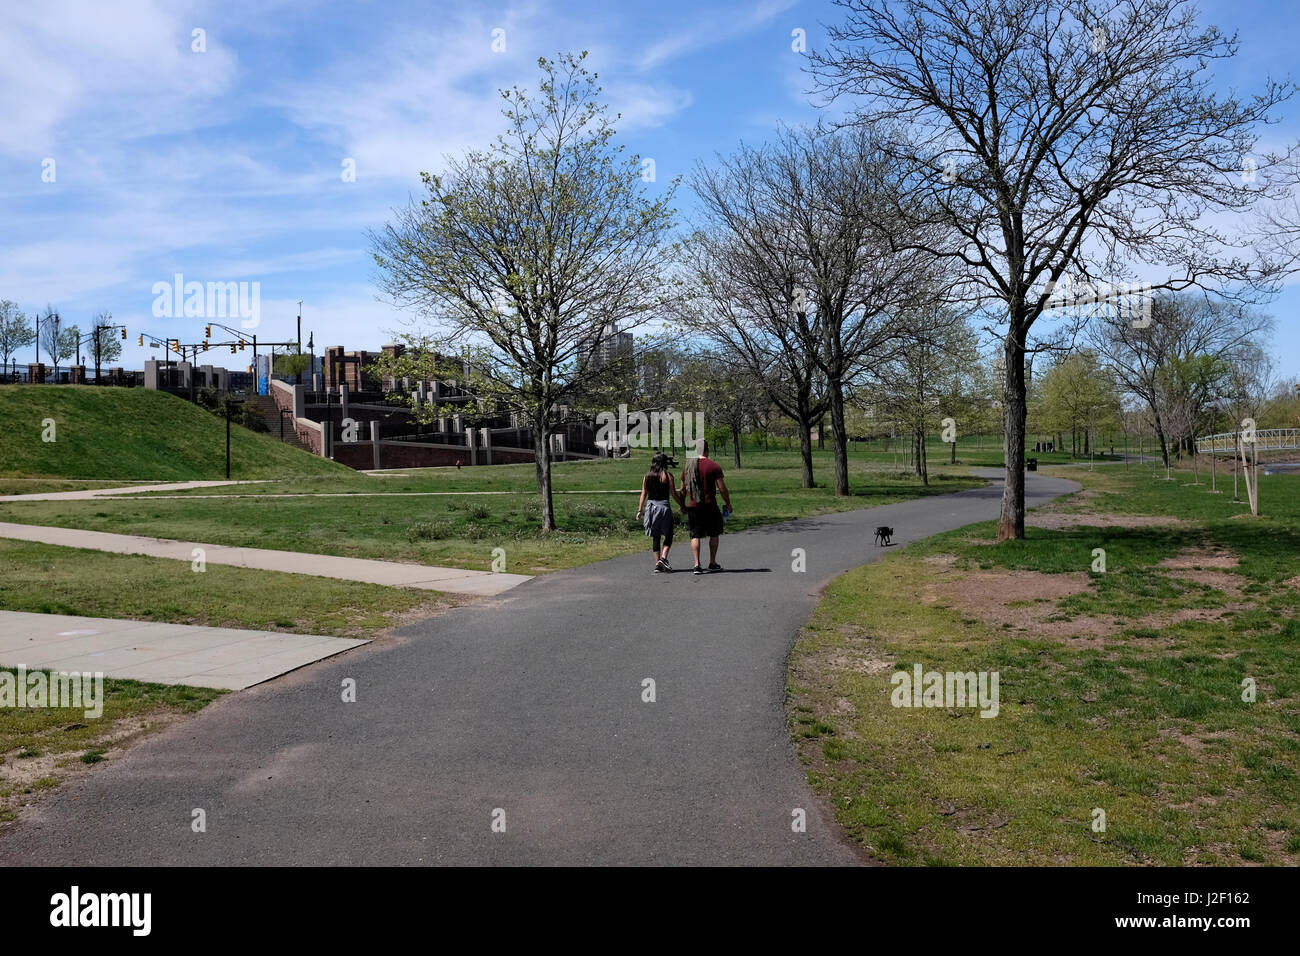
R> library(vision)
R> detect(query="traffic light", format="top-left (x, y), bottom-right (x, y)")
top-left (138, 335), bottom-right (144, 347)
top-left (230, 344), bottom-right (236, 354)
top-left (172, 340), bottom-right (180, 353)
top-left (205, 325), bottom-right (212, 338)
top-left (121, 328), bottom-right (127, 340)
top-left (238, 339), bottom-right (245, 350)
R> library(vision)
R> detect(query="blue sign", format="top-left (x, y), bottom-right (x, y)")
top-left (256, 354), bottom-right (270, 395)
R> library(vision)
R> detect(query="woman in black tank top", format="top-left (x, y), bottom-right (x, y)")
top-left (636, 453), bottom-right (684, 572)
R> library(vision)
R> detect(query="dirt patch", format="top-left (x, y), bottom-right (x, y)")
top-left (1140, 603), bottom-right (1253, 628)
top-left (1155, 548), bottom-right (1246, 598)
top-left (0, 706), bottom-right (191, 822)
top-left (921, 563), bottom-right (1251, 643)
top-left (922, 569), bottom-right (1103, 638)
top-left (378, 597), bottom-right (467, 632)
top-left (1158, 727), bottom-right (1236, 754)
top-left (826, 653), bottom-right (895, 676)
top-left (1158, 549), bottom-right (1239, 570)
top-left (1027, 511), bottom-right (1189, 530)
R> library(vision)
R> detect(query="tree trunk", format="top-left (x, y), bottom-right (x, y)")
top-left (1151, 409), bottom-right (1171, 468)
top-left (731, 423), bottom-right (742, 469)
top-left (829, 383), bottom-right (849, 496)
top-left (919, 425), bottom-right (929, 485)
top-left (797, 418), bottom-right (815, 488)
top-left (998, 335), bottom-right (1027, 541)
top-left (533, 412), bottom-right (556, 531)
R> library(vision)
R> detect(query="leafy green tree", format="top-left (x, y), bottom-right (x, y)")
top-left (273, 352), bottom-right (311, 382)
top-left (0, 301), bottom-right (35, 376)
top-left (1035, 350), bottom-right (1122, 456)
top-left (370, 53), bottom-right (679, 531)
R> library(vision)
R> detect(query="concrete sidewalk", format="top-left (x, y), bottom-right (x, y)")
top-left (1, 480), bottom-right (260, 502)
top-left (0, 522), bottom-right (531, 597)
top-left (0, 611), bottom-right (365, 690)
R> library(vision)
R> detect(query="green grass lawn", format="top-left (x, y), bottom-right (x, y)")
top-left (789, 463), bottom-right (1300, 865)
top-left (0, 385), bottom-right (349, 480)
top-left (0, 449), bottom-right (985, 574)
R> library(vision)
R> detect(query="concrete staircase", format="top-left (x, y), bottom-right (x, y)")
top-left (246, 393), bottom-right (313, 453)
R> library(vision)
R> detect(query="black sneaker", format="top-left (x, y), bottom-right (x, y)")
top-left (707, 563), bottom-right (723, 573)
top-left (659, 558), bottom-right (673, 573)
top-left (653, 564), bottom-right (662, 573)
top-left (693, 565), bottom-right (704, 575)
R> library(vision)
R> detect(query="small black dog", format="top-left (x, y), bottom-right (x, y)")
top-left (874, 525), bottom-right (894, 547)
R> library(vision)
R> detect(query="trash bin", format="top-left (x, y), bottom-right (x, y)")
top-left (1026, 458), bottom-right (1038, 472)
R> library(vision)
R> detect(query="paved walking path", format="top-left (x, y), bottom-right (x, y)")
top-left (0, 469), bottom-right (1079, 865)
top-left (0, 523), bottom-right (531, 597)
top-left (0, 611), bottom-right (365, 690)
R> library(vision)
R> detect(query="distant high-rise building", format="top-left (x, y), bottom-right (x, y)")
top-left (580, 324), bottom-right (633, 370)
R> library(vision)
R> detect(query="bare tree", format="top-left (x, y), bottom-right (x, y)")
top-left (811, 0), bottom-right (1293, 539)
top-left (685, 124), bottom-right (926, 492)
top-left (1092, 294), bottom-right (1271, 466)
top-left (369, 53), bottom-right (679, 531)
top-left (678, 194), bottom-right (829, 488)
top-left (38, 308), bottom-right (77, 379)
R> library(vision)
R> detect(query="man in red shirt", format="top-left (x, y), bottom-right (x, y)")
top-left (680, 438), bottom-right (733, 574)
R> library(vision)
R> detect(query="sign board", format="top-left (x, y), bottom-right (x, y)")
top-left (256, 354), bottom-right (270, 396)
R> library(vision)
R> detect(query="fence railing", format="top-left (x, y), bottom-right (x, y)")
top-left (1, 370), bottom-right (145, 387)
top-left (1196, 428), bottom-right (1300, 454)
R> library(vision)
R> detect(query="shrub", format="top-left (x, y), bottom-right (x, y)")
top-left (406, 520), bottom-right (453, 542)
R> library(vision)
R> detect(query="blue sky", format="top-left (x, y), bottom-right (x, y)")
top-left (3, 0), bottom-right (1298, 375)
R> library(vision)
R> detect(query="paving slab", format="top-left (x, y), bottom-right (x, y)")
top-left (0, 611), bottom-right (366, 690)
top-left (0, 522), bottom-right (531, 596)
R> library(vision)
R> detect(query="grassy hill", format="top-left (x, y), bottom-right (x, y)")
top-left (0, 385), bottom-right (349, 480)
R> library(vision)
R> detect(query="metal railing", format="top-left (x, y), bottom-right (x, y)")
top-left (1196, 428), bottom-right (1300, 454)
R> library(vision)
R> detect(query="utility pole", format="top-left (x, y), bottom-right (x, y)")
top-left (226, 399), bottom-right (232, 479)
top-left (297, 301), bottom-right (303, 355)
